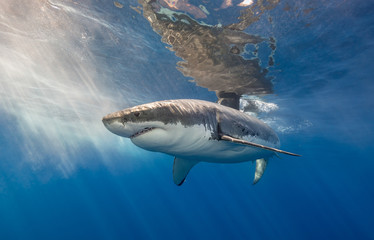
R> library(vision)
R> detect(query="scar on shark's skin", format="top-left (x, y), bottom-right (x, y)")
top-left (103, 99), bottom-right (300, 186)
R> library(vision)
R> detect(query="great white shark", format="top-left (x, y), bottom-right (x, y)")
top-left (102, 99), bottom-right (300, 185)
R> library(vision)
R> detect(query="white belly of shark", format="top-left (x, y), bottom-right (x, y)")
top-left (102, 99), bottom-right (300, 186)
top-left (131, 122), bottom-right (276, 163)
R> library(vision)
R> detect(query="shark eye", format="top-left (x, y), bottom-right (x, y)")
top-left (134, 112), bottom-right (141, 117)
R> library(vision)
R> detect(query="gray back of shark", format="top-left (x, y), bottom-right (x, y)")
top-left (102, 99), bottom-right (300, 186)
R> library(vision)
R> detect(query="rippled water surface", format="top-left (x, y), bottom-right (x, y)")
top-left (0, 0), bottom-right (373, 239)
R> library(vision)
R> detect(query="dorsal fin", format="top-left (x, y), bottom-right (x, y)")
top-left (220, 134), bottom-right (301, 157)
top-left (217, 91), bottom-right (240, 110)
top-left (173, 158), bottom-right (198, 186)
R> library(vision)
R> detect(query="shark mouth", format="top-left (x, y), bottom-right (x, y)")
top-left (130, 127), bottom-right (156, 139)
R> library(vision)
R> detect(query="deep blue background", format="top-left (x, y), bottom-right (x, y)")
top-left (0, 0), bottom-right (373, 239)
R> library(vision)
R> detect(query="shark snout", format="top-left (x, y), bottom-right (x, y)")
top-left (102, 110), bottom-right (126, 125)
top-left (102, 111), bottom-right (122, 121)
top-left (102, 114), bottom-right (116, 127)
top-left (102, 113), bottom-right (126, 136)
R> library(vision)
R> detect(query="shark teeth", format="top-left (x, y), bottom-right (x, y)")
top-left (130, 127), bottom-right (155, 138)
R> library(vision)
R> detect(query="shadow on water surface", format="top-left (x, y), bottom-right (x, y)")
top-left (138, 0), bottom-right (279, 109)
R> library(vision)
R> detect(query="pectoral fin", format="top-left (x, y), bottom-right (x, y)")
top-left (220, 134), bottom-right (301, 157)
top-left (253, 158), bottom-right (268, 185)
top-left (173, 157), bottom-right (198, 186)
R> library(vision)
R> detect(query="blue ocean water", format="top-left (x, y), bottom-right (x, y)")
top-left (0, 0), bottom-right (373, 239)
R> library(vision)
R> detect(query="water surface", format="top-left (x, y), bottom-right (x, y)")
top-left (0, 0), bottom-right (373, 239)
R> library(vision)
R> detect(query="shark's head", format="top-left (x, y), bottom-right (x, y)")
top-left (102, 103), bottom-right (169, 139)
top-left (102, 100), bottom-right (212, 152)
